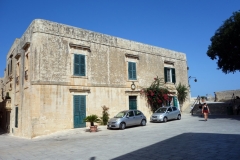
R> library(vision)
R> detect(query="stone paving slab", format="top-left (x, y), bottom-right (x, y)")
top-left (0, 113), bottom-right (240, 160)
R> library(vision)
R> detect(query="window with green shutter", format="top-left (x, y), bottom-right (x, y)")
top-left (74, 54), bottom-right (85, 76)
top-left (171, 68), bottom-right (176, 83)
top-left (128, 62), bottom-right (136, 80)
top-left (164, 67), bottom-right (176, 84)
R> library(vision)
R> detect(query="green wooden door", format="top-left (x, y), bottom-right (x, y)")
top-left (73, 95), bottom-right (86, 128)
top-left (129, 96), bottom-right (137, 110)
top-left (173, 96), bottom-right (179, 109)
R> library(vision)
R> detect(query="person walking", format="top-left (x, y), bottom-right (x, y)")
top-left (202, 103), bottom-right (210, 121)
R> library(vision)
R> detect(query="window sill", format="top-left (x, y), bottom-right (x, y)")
top-left (165, 82), bottom-right (176, 85)
top-left (71, 75), bottom-right (88, 79)
top-left (128, 80), bottom-right (138, 82)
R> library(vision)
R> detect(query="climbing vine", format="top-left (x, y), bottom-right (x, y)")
top-left (141, 77), bottom-right (170, 112)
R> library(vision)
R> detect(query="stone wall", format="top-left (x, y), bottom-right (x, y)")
top-left (215, 89), bottom-right (240, 102)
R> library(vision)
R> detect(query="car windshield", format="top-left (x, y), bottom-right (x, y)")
top-left (155, 108), bottom-right (167, 113)
top-left (114, 111), bottom-right (128, 118)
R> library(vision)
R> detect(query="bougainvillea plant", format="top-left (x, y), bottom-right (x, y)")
top-left (141, 77), bottom-right (170, 112)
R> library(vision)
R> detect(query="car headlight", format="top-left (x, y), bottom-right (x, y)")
top-left (159, 115), bottom-right (163, 118)
top-left (115, 119), bottom-right (121, 123)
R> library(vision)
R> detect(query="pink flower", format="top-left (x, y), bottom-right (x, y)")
top-left (158, 100), bottom-right (162, 103)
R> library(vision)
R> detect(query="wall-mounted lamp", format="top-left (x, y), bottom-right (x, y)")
top-left (188, 76), bottom-right (197, 87)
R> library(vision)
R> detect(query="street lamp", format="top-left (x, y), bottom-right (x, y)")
top-left (188, 76), bottom-right (197, 100)
top-left (188, 76), bottom-right (197, 88)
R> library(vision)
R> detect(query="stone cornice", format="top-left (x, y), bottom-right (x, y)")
top-left (69, 43), bottom-right (91, 52)
top-left (30, 19), bottom-right (186, 61)
top-left (69, 89), bottom-right (90, 93)
top-left (125, 53), bottom-right (139, 60)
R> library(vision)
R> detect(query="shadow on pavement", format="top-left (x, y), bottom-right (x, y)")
top-left (111, 132), bottom-right (240, 160)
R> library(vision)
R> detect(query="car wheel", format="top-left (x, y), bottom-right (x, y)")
top-left (119, 122), bottom-right (126, 130)
top-left (141, 120), bottom-right (146, 126)
top-left (163, 117), bottom-right (167, 123)
top-left (177, 114), bottom-right (181, 120)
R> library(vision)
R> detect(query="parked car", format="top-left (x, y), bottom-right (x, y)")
top-left (107, 109), bottom-right (147, 130)
top-left (150, 106), bottom-right (181, 123)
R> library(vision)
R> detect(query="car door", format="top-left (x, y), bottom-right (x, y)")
top-left (125, 111), bottom-right (135, 126)
top-left (167, 107), bottom-right (173, 120)
top-left (134, 110), bottom-right (143, 125)
top-left (172, 107), bottom-right (178, 119)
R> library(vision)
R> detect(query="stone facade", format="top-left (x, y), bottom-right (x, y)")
top-left (0, 19), bottom-right (188, 138)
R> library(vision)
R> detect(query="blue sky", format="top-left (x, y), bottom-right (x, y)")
top-left (0, 0), bottom-right (240, 97)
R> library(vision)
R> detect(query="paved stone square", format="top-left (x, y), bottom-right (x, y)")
top-left (0, 113), bottom-right (240, 160)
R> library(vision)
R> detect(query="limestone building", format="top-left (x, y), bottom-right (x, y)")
top-left (0, 19), bottom-right (188, 138)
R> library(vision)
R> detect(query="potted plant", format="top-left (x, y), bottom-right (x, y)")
top-left (100, 105), bottom-right (110, 125)
top-left (84, 114), bottom-right (101, 132)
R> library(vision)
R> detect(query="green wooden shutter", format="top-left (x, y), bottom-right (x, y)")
top-left (74, 54), bottom-right (85, 76)
top-left (73, 96), bottom-right (80, 128)
top-left (80, 55), bottom-right (85, 76)
top-left (15, 107), bottom-right (18, 128)
top-left (164, 67), bottom-right (168, 82)
top-left (172, 68), bottom-right (176, 83)
top-left (74, 54), bottom-right (80, 75)
top-left (128, 62), bottom-right (136, 80)
top-left (132, 62), bottom-right (136, 80)
top-left (79, 96), bottom-right (86, 126)
top-left (128, 62), bottom-right (132, 79)
top-left (73, 95), bottom-right (86, 128)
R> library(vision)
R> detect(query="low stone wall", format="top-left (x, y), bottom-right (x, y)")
top-left (215, 89), bottom-right (240, 102)
top-left (191, 102), bottom-right (240, 115)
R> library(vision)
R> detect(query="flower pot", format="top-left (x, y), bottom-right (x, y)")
top-left (90, 125), bottom-right (98, 132)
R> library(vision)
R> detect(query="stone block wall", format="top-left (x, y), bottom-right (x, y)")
top-left (215, 89), bottom-right (240, 102)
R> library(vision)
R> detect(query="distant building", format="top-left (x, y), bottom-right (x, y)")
top-left (0, 19), bottom-right (188, 138)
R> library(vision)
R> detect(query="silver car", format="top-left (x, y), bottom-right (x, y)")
top-left (107, 110), bottom-right (147, 130)
top-left (150, 106), bottom-right (181, 123)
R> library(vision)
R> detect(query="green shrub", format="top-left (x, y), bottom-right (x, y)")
top-left (100, 105), bottom-right (110, 125)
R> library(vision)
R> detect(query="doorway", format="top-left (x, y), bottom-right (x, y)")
top-left (129, 96), bottom-right (137, 110)
top-left (73, 95), bottom-right (86, 128)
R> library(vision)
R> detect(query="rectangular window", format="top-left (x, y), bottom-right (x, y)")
top-left (15, 107), bottom-right (18, 128)
top-left (164, 67), bottom-right (176, 83)
top-left (74, 54), bottom-right (85, 76)
top-left (128, 62), bottom-right (136, 80)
